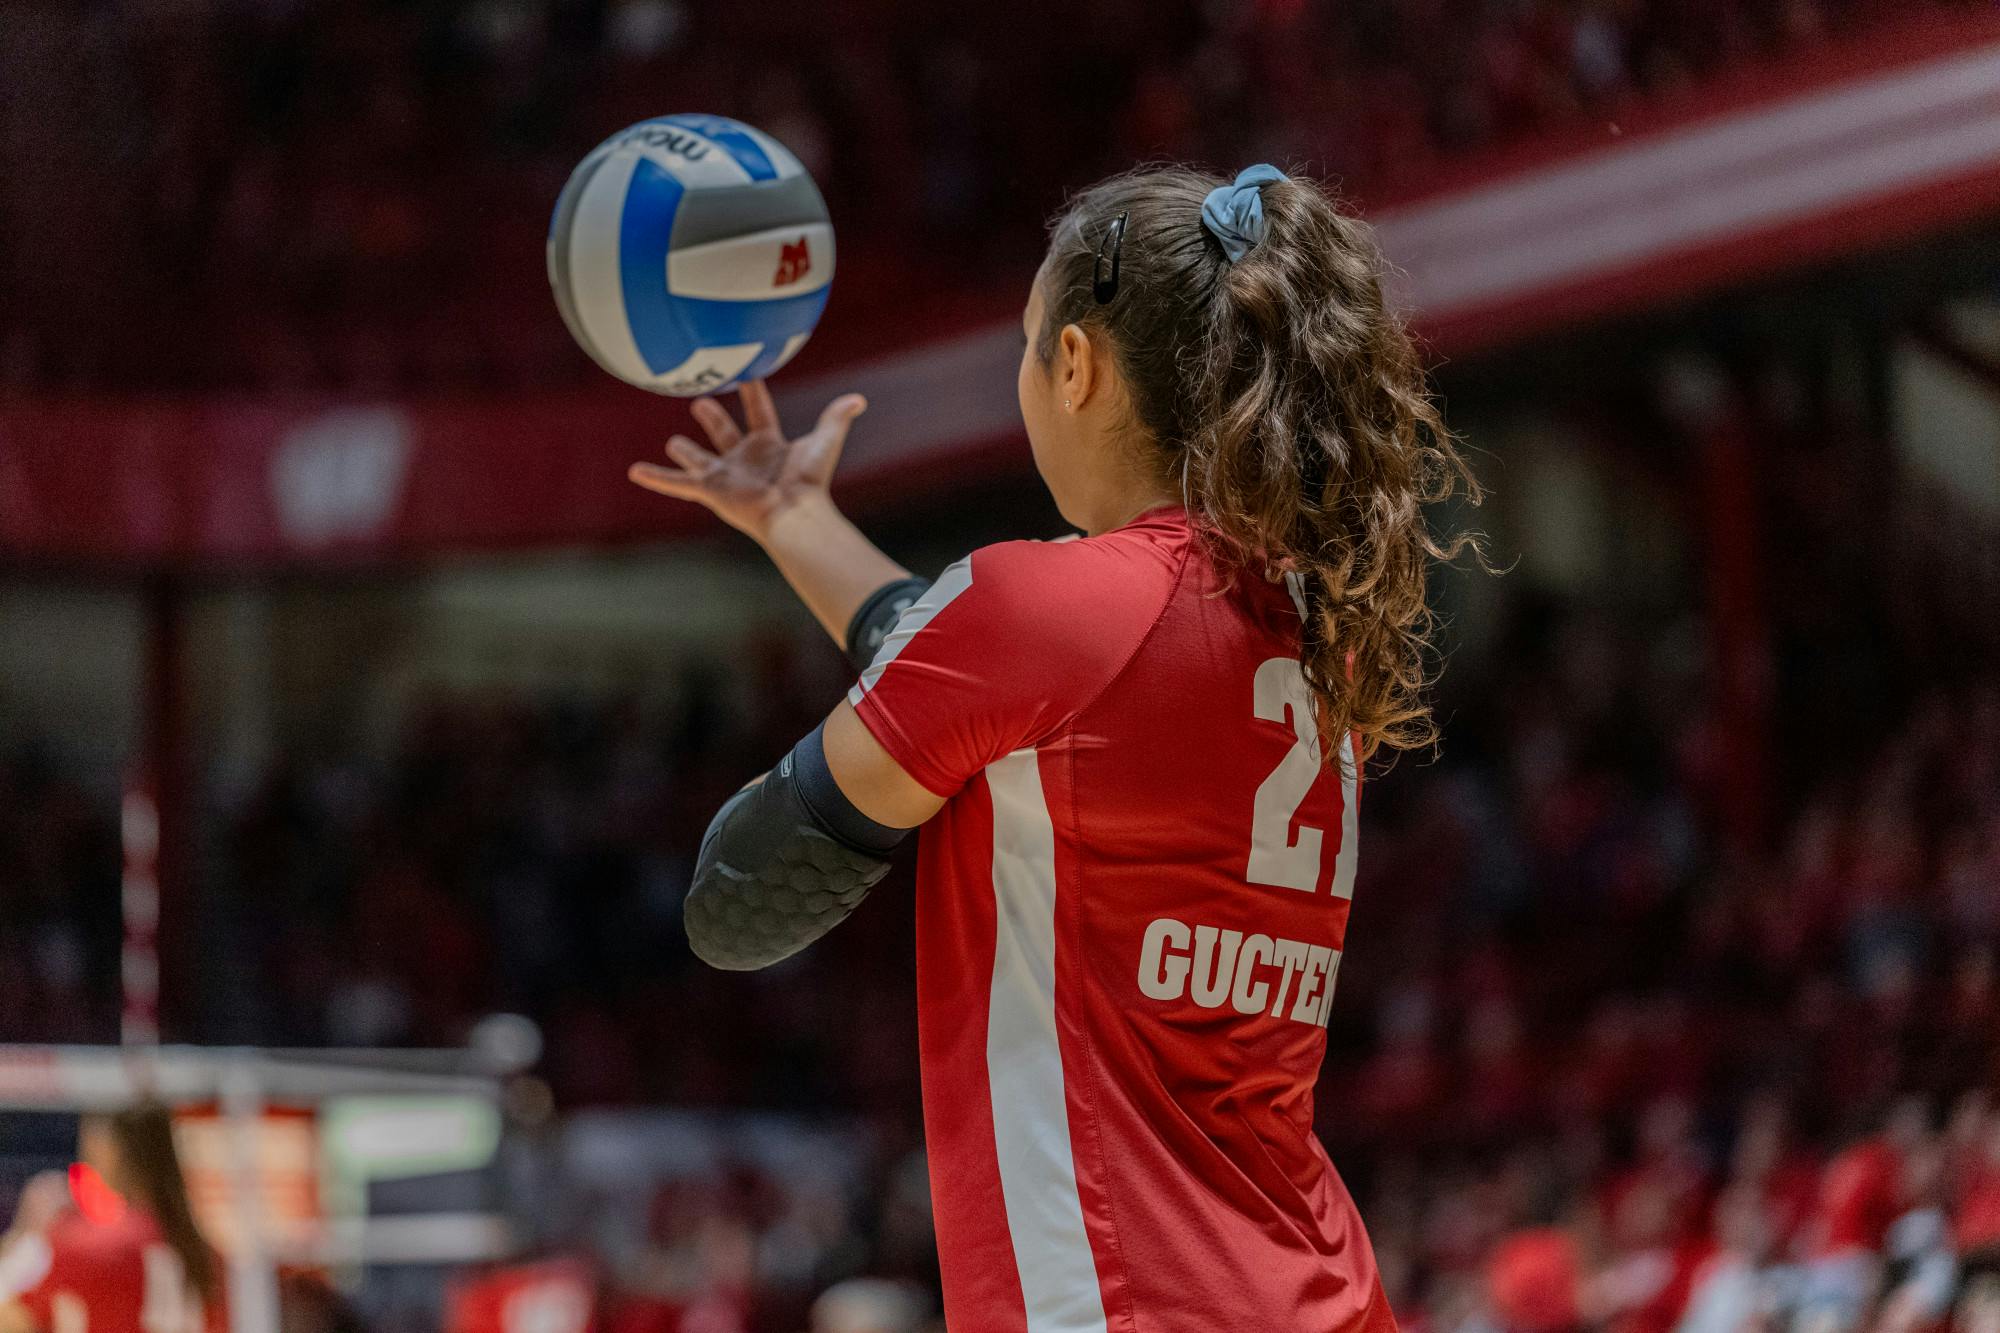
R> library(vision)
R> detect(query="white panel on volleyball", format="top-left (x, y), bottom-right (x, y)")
top-left (613, 121), bottom-right (767, 188)
top-left (648, 343), bottom-right (765, 396)
top-left (741, 125), bottom-right (807, 179)
top-left (668, 223), bottom-right (836, 300)
top-left (566, 152), bottom-right (653, 385)
top-left (628, 141), bottom-right (757, 188)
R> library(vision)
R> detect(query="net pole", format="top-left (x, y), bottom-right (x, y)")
top-left (125, 578), bottom-right (186, 1045)
top-left (220, 1057), bottom-right (282, 1333)
top-left (119, 784), bottom-right (160, 1045)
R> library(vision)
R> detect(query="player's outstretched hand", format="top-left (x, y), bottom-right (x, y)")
top-left (629, 381), bottom-right (867, 544)
top-left (3, 1170), bottom-right (71, 1239)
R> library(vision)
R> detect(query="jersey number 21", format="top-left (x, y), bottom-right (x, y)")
top-left (1246, 657), bottom-right (1355, 896)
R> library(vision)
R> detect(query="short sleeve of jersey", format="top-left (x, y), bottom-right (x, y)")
top-left (846, 536), bottom-right (1176, 798)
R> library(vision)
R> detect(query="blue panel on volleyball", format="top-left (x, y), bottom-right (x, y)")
top-left (617, 158), bottom-right (692, 375)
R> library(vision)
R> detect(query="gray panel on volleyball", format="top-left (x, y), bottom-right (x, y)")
top-left (667, 173), bottom-right (828, 251)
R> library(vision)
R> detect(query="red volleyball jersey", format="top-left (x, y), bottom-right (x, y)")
top-left (0, 1210), bottom-right (221, 1333)
top-left (848, 505), bottom-right (1392, 1333)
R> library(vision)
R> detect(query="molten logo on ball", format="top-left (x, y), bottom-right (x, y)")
top-left (773, 238), bottom-right (811, 287)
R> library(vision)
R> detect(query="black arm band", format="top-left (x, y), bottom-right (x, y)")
top-left (791, 722), bottom-right (907, 854)
top-left (683, 724), bottom-right (910, 971)
top-left (844, 576), bottom-right (932, 673)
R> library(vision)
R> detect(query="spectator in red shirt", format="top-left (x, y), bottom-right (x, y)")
top-left (1729, 1095), bottom-right (1823, 1253)
top-left (1958, 1119), bottom-right (2000, 1266)
top-left (1812, 1100), bottom-right (1930, 1260)
top-left (1489, 1228), bottom-right (1586, 1333)
top-left (1794, 1099), bottom-right (1932, 1333)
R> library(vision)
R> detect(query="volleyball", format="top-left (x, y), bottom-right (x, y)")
top-left (547, 114), bottom-right (834, 397)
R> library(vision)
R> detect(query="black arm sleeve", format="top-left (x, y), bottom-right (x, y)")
top-left (843, 576), bottom-right (932, 673)
top-left (683, 723), bottom-right (910, 971)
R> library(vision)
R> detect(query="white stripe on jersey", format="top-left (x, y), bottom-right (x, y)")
top-left (847, 556), bottom-right (974, 706)
top-left (984, 748), bottom-right (1110, 1333)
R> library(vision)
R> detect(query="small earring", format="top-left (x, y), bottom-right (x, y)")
top-left (1064, 398), bottom-right (1072, 409)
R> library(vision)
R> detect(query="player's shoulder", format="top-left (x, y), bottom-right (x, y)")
top-left (962, 507), bottom-right (1193, 615)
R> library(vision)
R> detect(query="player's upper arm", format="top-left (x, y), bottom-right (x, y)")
top-left (823, 701), bottom-right (945, 829)
top-left (0, 1300), bottom-right (34, 1333)
top-left (842, 536), bottom-right (1174, 800)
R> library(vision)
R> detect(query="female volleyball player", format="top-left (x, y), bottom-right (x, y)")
top-left (0, 1106), bottom-right (222, 1333)
top-left (630, 165), bottom-right (1481, 1331)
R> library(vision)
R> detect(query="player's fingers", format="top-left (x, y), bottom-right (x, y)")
top-left (14, 1171), bottom-right (72, 1228)
top-left (690, 396), bottom-right (743, 452)
top-left (812, 394), bottom-right (867, 444)
top-left (664, 434), bottom-right (720, 474)
top-left (814, 393), bottom-right (867, 429)
top-left (738, 380), bottom-right (781, 434)
top-left (792, 394), bottom-right (864, 478)
top-left (801, 394), bottom-right (867, 472)
top-left (628, 462), bottom-right (705, 499)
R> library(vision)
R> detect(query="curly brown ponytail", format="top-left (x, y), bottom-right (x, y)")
top-left (1038, 166), bottom-right (1485, 767)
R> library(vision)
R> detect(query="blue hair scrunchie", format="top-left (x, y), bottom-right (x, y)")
top-left (1200, 164), bottom-right (1287, 262)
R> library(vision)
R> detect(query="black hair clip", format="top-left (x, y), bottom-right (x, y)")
top-left (1092, 211), bottom-right (1128, 305)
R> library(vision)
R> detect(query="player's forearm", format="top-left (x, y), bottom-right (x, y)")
top-left (757, 494), bottom-right (910, 646)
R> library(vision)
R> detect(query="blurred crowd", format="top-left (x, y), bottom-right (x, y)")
top-left (1334, 658), bottom-right (2000, 1333)
top-left (0, 0), bottom-right (1981, 392)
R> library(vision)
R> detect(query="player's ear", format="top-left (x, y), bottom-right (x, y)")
top-left (1058, 322), bottom-right (1097, 411)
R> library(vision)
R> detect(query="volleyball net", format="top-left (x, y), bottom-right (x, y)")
top-left (0, 1042), bottom-right (527, 1333)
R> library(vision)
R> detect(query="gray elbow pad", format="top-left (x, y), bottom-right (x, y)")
top-left (684, 724), bottom-right (909, 971)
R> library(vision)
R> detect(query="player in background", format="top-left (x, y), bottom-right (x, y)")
top-left (631, 165), bottom-right (1483, 1330)
top-left (0, 1106), bottom-right (223, 1333)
